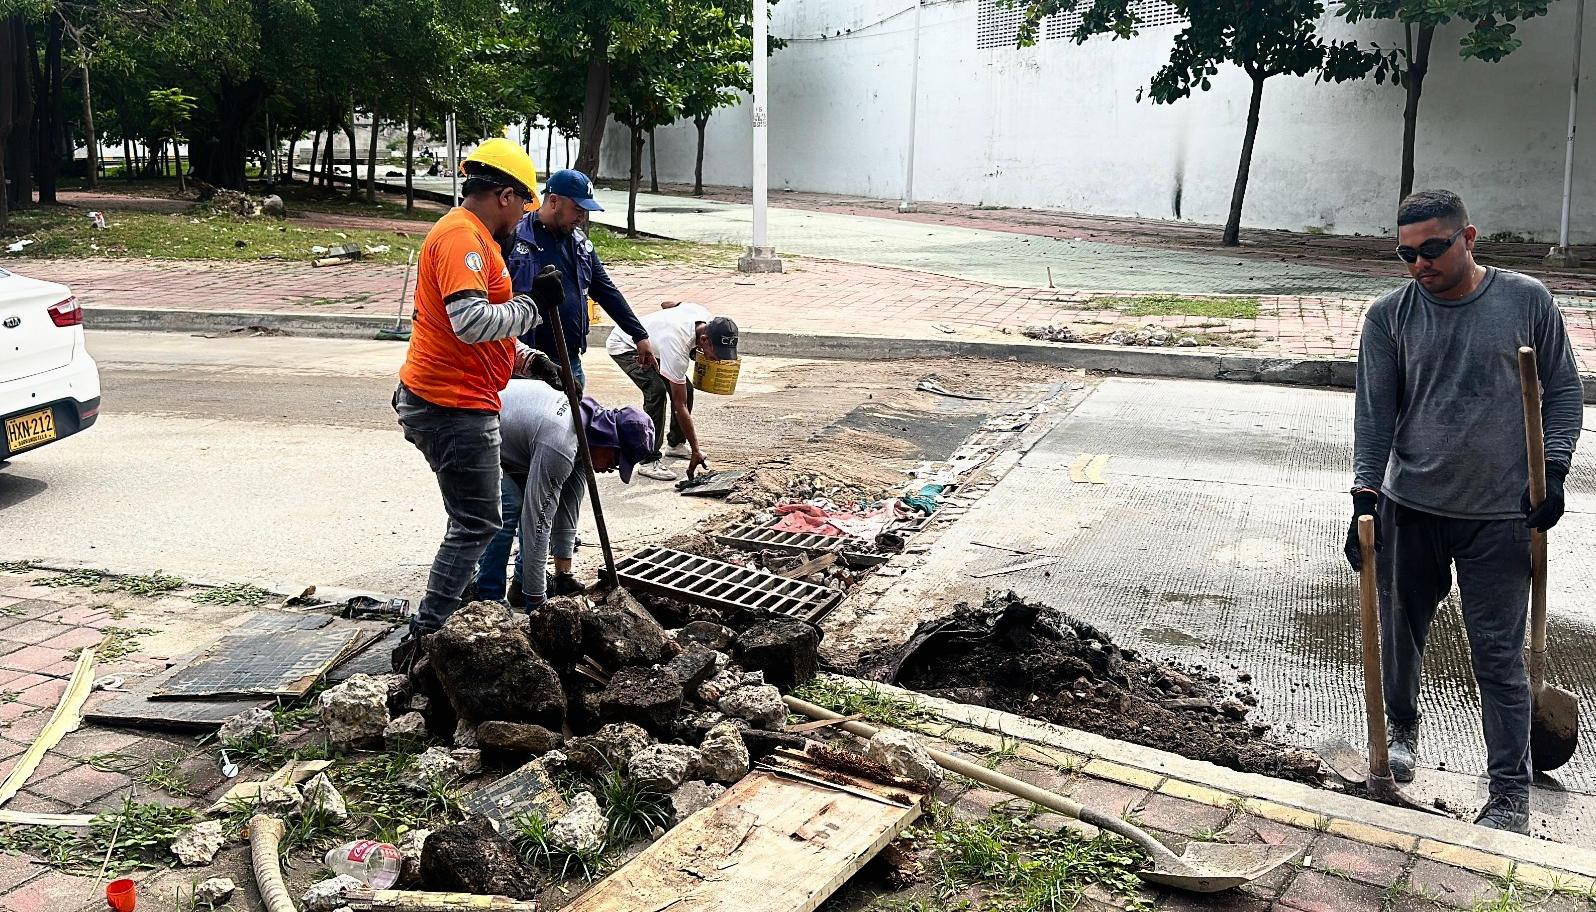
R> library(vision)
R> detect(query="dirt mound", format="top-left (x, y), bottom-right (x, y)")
top-left (860, 592), bottom-right (1323, 784)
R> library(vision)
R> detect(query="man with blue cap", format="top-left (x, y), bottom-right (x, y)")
top-left (506, 169), bottom-right (655, 391)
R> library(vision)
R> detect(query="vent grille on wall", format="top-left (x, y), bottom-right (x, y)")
top-left (975, 0), bottom-right (1027, 49)
top-left (1044, 0), bottom-right (1186, 41)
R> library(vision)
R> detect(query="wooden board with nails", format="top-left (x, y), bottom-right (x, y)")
top-left (564, 765), bottom-right (921, 912)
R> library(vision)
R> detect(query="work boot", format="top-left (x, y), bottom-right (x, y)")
top-left (390, 627), bottom-right (430, 674)
top-left (1473, 794), bottom-right (1531, 835)
top-left (547, 572), bottom-right (585, 598)
top-left (663, 442), bottom-right (692, 460)
top-left (1387, 719), bottom-right (1419, 783)
top-left (507, 577), bottom-right (524, 607)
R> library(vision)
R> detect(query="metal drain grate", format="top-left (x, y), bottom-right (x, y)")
top-left (617, 547), bottom-right (844, 623)
top-left (714, 520), bottom-right (890, 567)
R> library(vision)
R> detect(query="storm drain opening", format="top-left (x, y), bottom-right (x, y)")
top-left (713, 520), bottom-right (889, 568)
top-left (617, 546), bottom-right (845, 623)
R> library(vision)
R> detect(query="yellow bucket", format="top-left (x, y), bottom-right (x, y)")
top-left (693, 353), bottom-right (740, 395)
top-left (588, 298), bottom-right (604, 325)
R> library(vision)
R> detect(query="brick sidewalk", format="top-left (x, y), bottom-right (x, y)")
top-left (16, 255), bottom-right (1596, 374)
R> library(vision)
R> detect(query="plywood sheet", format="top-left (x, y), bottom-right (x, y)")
top-left (155, 611), bottom-right (363, 699)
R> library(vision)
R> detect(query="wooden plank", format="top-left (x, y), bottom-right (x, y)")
top-left (565, 767), bottom-right (919, 912)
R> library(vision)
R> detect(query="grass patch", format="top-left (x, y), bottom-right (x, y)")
top-left (271, 183), bottom-right (443, 223)
top-left (929, 813), bottom-right (1152, 911)
top-left (336, 752), bottom-right (463, 844)
top-left (513, 809), bottom-right (607, 882)
top-left (793, 678), bottom-right (934, 727)
top-left (67, 626), bottom-right (158, 662)
top-left (191, 582), bottom-right (274, 607)
top-left (1090, 294), bottom-right (1260, 320)
top-left (596, 770), bottom-right (672, 847)
top-left (0, 560), bottom-right (38, 574)
top-left (586, 223), bottom-right (733, 266)
top-left (2, 206), bottom-right (419, 265)
top-left (0, 797), bottom-right (196, 874)
top-left (36, 567), bottom-right (184, 598)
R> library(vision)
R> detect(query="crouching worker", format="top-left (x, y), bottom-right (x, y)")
top-left (484, 379), bottom-right (655, 609)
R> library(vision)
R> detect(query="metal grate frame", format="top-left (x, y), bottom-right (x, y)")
top-left (617, 547), bottom-right (844, 623)
top-left (1045, 0), bottom-right (1185, 40)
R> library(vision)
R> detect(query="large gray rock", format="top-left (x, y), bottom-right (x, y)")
top-left (301, 875), bottom-right (362, 912)
top-left (319, 674), bottom-right (393, 749)
top-left (669, 780), bottom-right (726, 826)
top-left (396, 828), bottom-right (432, 887)
top-left (627, 744), bottom-right (702, 793)
top-left (384, 711), bottom-right (428, 751)
top-left (735, 620), bottom-right (821, 689)
top-left (194, 876), bottom-right (236, 906)
top-left (260, 194), bottom-right (286, 218)
top-left (582, 590), bottom-right (677, 668)
top-left (302, 773), bottom-right (349, 822)
top-left (411, 745), bottom-right (463, 784)
top-left (170, 819), bottom-right (225, 866)
top-left (548, 791), bottom-right (606, 855)
top-left (419, 816), bottom-right (540, 898)
top-left (428, 601), bottom-right (565, 728)
top-left (565, 722), bottom-right (653, 778)
top-left (718, 684), bottom-right (787, 729)
top-left (865, 729), bottom-right (942, 789)
top-left (218, 707), bottom-right (275, 746)
top-left (696, 722), bottom-right (750, 783)
top-left (662, 643), bottom-right (720, 691)
top-left (599, 667), bottom-right (683, 735)
top-left (677, 621), bottom-right (736, 651)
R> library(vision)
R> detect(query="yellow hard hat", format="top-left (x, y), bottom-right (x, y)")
top-left (462, 137), bottom-right (540, 208)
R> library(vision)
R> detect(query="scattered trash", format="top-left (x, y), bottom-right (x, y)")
top-left (106, 878), bottom-right (136, 912)
top-left (344, 595), bottom-right (412, 620)
top-left (6, 239), bottom-right (33, 253)
top-left (303, 873), bottom-right (364, 911)
top-left (916, 377), bottom-right (991, 400)
top-left (219, 750), bottom-right (240, 779)
top-left (88, 211), bottom-right (107, 230)
top-left (92, 675), bottom-right (125, 692)
top-left (325, 840), bottom-right (402, 890)
top-left (194, 876), bottom-right (236, 907)
top-left (1021, 324), bottom-right (1080, 343)
top-left (364, 244), bottom-right (391, 254)
top-left (675, 468), bottom-right (751, 498)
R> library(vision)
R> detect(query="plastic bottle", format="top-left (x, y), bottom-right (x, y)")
top-left (323, 840), bottom-right (402, 890)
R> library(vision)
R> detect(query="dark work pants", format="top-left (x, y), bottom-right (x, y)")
top-left (395, 385), bottom-right (503, 633)
top-left (612, 351), bottom-right (692, 454)
top-left (1376, 498), bottom-right (1533, 797)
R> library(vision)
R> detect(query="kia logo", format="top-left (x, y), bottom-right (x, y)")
top-left (1, 316), bottom-right (18, 329)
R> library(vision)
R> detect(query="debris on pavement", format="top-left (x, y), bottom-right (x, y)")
top-left (864, 730), bottom-right (942, 789)
top-left (303, 874), bottom-right (364, 911)
top-left (321, 673), bottom-right (398, 749)
top-left (194, 876), bottom-right (236, 906)
top-left (548, 791), bottom-right (606, 855)
top-left (345, 888), bottom-right (541, 911)
top-left (418, 816), bottom-right (540, 898)
top-left (171, 819), bottom-right (227, 865)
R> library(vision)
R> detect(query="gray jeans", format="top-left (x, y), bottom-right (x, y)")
top-left (395, 385), bottom-right (503, 633)
top-left (612, 351), bottom-right (692, 454)
top-left (1376, 497), bottom-right (1533, 796)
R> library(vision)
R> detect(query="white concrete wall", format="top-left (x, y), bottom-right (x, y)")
top-left (605, 0), bottom-right (1596, 241)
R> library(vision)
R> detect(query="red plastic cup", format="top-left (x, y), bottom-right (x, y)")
top-left (106, 878), bottom-right (136, 912)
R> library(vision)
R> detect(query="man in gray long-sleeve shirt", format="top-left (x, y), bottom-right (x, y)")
top-left (1351, 190), bottom-right (1582, 834)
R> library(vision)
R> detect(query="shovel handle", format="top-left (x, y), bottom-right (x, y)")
top-left (1357, 517), bottom-right (1391, 780)
top-left (1518, 347), bottom-right (1549, 689)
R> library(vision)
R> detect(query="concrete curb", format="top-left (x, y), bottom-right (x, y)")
top-left (87, 306), bottom-right (1596, 403)
top-left (826, 674), bottom-right (1596, 884)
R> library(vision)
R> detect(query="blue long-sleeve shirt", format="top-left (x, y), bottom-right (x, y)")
top-left (505, 213), bottom-right (648, 358)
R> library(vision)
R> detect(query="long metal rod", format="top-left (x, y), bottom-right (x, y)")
top-left (541, 292), bottom-right (618, 586)
top-left (899, 0), bottom-right (922, 213)
top-left (1557, 0), bottom-right (1586, 254)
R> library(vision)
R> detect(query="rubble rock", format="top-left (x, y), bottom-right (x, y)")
top-left (599, 667), bottom-right (684, 734)
top-left (302, 773), bottom-right (349, 822)
top-left (582, 600), bottom-right (676, 669)
top-left (548, 791), bottom-right (606, 855)
top-left (319, 673), bottom-right (393, 749)
top-left (669, 780), bottom-right (725, 825)
top-left (396, 828), bottom-right (432, 887)
top-left (678, 621), bottom-right (736, 652)
top-left (428, 600), bottom-right (565, 729)
top-left (257, 782), bottom-right (303, 814)
top-left (218, 707), bottom-right (275, 746)
top-left (261, 194), bottom-right (286, 219)
top-left (453, 719), bottom-right (479, 748)
top-left (1219, 698), bottom-right (1250, 721)
top-left (1178, 336), bottom-right (1199, 347)
top-left (450, 748), bottom-right (483, 776)
top-left (697, 668), bottom-right (743, 704)
top-left (865, 730), bottom-right (942, 790)
top-left (718, 684), bottom-right (787, 729)
top-left (477, 720), bottom-right (563, 757)
top-left (740, 728), bottom-right (808, 760)
top-left (696, 722), bottom-right (750, 783)
top-left (734, 620), bottom-right (821, 688)
top-left (412, 745), bottom-right (464, 784)
top-left (565, 723), bottom-right (653, 777)
top-left (627, 744), bottom-right (702, 793)
top-left (662, 643), bottom-right (720, 691)
top-left (384, 711), bottom-right (428, 750)
top-left (302, 875), bottom-right (362, 912)
top-left (527, 597), bottom-right (584, 671)
top-left (194, 876), bottom-right (236, 906)
top-left (419, 816), bottom-right (539, 898)
top-left (407, 693), bottom-right (432, 716)
top-left (170, 819), bottom-right (226, 866)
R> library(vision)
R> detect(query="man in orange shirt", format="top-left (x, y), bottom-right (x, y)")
top-left (394, 138), bottom-right (561, 641)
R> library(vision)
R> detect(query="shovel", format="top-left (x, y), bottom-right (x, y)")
top-left (1519, 346), bottom-right (1579, 771)
top-left (784, 695), bottom-right (1298, 893)
top-left (1356, 517), bottom-right (1445, 814)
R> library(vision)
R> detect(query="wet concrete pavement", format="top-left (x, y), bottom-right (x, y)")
top-left (827, 376), bottom-right (1596, 845)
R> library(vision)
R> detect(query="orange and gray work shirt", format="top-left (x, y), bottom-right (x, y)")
top-left (399, 207), bottom-right (541, 412)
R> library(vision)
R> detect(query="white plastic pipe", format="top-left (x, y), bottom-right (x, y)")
top-left (900, 0), bottom-right (922, 213)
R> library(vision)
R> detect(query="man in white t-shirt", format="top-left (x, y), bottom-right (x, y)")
top-left (606, 301), bottom-right (739, 481)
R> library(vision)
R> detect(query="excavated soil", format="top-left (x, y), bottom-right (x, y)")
top-left (860, 592), bottom-right (1324, 783)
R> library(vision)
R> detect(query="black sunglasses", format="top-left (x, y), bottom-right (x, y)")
top-left (1396, 226), bottom-right (1465, 264)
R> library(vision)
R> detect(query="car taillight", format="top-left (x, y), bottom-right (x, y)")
top-left (48, 295), bottom-right (82, 327)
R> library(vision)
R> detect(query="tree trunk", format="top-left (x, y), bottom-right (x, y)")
top-left (564, 135), bottom-right (571, 168)
top-left (693, 115), bottom-right (707, 196)
top-left (575, 30), bottom-right (612, 175)
top-left (0, 17), bottom-right (15, 228)
top-left (1222, 72), bottom-right (1266, 248)
top-left (545, 125), bottom-right (554, 177)
top-left (1399, 23), bottom-right (1434, 201)
top-left (121, 134), bottom-right (130, 182)
top-left (365, 99), bottom-right (380, 203)
top-left (308, 129), bottom-right (321, 184)
top-left (9, 18), bottom-right (36, 208)
top-left (188, 77), bottom-right (266, 189)
top-left (344, 103), bottom-right (358, 200)
top-left (285, 138), bottom-right (295, 182)
top-left (405, 97), bottom-right (415, 212)
top-left (648, 127), bottom-right (658, 193)
top-left (175, 136), bottom-right (185, 192)
top-left (79, 59), bottom-right (95, 189)
top-left (627, 120), bottom-right (642, 237)
top-left (322, 115), bottom-right (336, 187)
top-left (36, 15), bottom-right (61, 204)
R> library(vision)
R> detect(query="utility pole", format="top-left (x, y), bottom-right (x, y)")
top-left (738, 0), bottom-right (783, 273)
top-left (899, 0), bottom-right (922, 213)
top-left (447, 114), bottom-right (459, 206)
top-left (1548, 0), bottom-right (1586, 267)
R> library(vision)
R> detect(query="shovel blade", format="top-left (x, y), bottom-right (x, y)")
top-left (1140, 843), bottom-right (1301, 893)
top-left (1316, 738), bottom-right (1369, 785)
top-left (1531, 684), bottom-right (1580, 772)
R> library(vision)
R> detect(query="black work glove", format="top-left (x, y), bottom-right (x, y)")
top-left (527, 351), bottom-right (564, 390)
top-left (1522, 462), bottom-right (1569, 532)
top-left (1344, 489), bottom-right (1381, 571)
top-left (531, 264), bottom-right (564, 314)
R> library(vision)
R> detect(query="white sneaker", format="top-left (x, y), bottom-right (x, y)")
top-left (637, 461), bottom-right (677, 481)
top-left (662, 443), bottom-right (692, 460)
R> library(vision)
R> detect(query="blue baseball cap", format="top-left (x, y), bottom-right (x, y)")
top-left (580, 396), bottom-right (655, 483)
top-left (545, 169), bottom-right (603, 212)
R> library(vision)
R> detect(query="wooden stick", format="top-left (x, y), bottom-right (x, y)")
top-left (1519, 346), bottom-right (1550, 694)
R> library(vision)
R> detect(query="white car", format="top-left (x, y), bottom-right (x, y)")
top-left (0, 268), bottom-right (99, 461)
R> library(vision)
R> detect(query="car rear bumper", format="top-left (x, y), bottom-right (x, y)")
top-left (0, 350), bottom-right (101, 458)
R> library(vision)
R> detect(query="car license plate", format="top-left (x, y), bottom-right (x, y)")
top-left (4, 408), bottom-right (56, 453)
